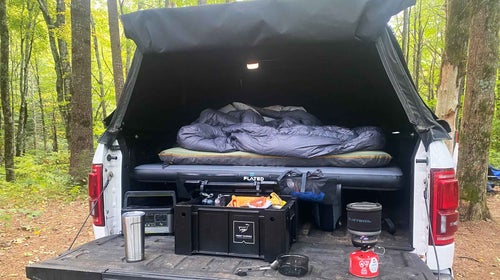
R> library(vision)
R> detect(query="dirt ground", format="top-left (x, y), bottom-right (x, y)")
top-left (0, 193), bottom-right (499, 279)
top-left (0, 200), bottom-right (94, 279)
top-left (454, 190), bottom-right (500, 279)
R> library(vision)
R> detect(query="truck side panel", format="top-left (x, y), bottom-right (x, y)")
top-left (92, 142), bottom-right (123, 238)
top-left (426, 141), bottom-right (457, 272)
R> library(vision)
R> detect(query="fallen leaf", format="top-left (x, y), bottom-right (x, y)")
top-left (12, 238), bottom-right (24, 244)
top-left (0, 241), bottom-right (12, 248)
top-left (20, 225), bottom-right (31, 231)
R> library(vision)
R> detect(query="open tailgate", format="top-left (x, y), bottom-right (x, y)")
top-left (27, 234), bottom-right (435, 280)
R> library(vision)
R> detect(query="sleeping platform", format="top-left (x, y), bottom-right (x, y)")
top-left (131, 148), bottom-right (404, 230)
top-left (130, 103), bottom-right (404, 230)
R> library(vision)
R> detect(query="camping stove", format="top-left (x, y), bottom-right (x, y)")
top-left (346, 202), bottom-right (382, 278)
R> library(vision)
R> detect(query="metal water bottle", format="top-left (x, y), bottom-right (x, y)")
top-left (349, 249), bottom-right (379, 278)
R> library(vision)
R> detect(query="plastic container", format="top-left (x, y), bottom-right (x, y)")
top-left (174, 196), bottom-right (297, 262)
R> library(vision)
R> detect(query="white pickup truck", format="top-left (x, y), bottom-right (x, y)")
top-left (27, 1), bottom-right (457, 279)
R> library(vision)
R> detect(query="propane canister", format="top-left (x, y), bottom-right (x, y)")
top-left (349, 249), bottom-right (379, 278)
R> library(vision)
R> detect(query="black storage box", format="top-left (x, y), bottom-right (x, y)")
top-left (174, 197), bottom-right (297, 262)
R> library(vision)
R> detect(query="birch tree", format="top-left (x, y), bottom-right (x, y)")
top-left (435, 0), bottom-right (471, 151)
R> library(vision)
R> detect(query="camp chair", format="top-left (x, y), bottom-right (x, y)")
top-left (487, 165), bottom-right (500, 192)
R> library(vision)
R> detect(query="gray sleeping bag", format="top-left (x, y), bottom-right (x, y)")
top-left (176, 103), bottom-right (385, 158)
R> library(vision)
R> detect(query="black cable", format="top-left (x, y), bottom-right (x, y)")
top-left (67, 172), bottom-right (113, 252)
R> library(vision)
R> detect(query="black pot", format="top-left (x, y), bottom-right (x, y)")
top-left (346, 202), bottom-right (382, 248)
top-left (277, 254), bottom-right (309, 277)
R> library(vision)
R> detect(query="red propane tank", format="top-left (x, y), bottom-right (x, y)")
top-left (349, 249), bottom-right (379, 278)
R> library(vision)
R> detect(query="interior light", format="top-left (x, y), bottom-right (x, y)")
top-left (246, 61), bottom-right (259, 70)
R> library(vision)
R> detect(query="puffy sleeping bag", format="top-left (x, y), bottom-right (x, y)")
top-left (176, 103), bottom-right (385, 158)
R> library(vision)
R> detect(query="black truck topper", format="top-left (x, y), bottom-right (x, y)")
top-left (99, 0), bottom-right (450, 148)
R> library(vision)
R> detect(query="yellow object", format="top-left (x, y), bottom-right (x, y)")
top-left (270, 192), bottom-right (286, 208)
top-left (228, 195), bottom-right (267, 207)
top-left (227, 193), bottom-right (286, 209)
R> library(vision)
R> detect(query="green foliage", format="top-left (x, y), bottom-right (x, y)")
top-left (490, 150), bottom-right (500, 167)
top-left (490, 97), bottom-right (500, 166)
top-left (0, 151), bottom-right (86, 222)
top-left (90, 5), bottom-right (117, 135)
top-left (0, 209), bottom-right (12, 226)
top-left (391, 0), bottom-right (446, 105)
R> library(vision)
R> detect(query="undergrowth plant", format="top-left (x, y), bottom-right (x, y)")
top-left (0, 151), bottom-right (86, 222)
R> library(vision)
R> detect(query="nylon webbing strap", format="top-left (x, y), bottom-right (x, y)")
top-left (300, 172), bottom-right (307, 192)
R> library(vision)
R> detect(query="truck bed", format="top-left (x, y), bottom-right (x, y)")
top-left (26, 229), bottom-right (435, 280)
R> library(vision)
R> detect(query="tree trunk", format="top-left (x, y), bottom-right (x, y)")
top-left (57, 0), bottom-right (72, 143)
top-left (0, 0), bottom-right (15, 181)
top-left (33, 61), bottom-right (48, 152)
top-left (91, 16), bottom-right (107, 120)
top-left (51, 110), bottom-right (58, 152)
top-left (404, 7), bottom-right (412, 62)
top-left (401, 8), bottom-right (409, 61)
top-left (107, 0), bottom-right (124, 103)
top-left (119, 1), bottom-right (132, 76)
top-left (16, 32), bottom-right (32, 156)
top-left (165, 0), bottom-right (175, 8)
top-left (69, 0), bottom-right (93, 182)
top-left (457, 0), bottom-right (499, 221)
top-left (435, 0), bottom-right (472, 152)
top-left (15, 87), bottom-right (28, 156)
top-left (33, 99), bottom-right (38, 151)
top-left (411, 1), bottom-right (423, 91)
top-left (37, 0), bottom-right (72, 144)
top-left (16, 0), bottom-right (37, 156)
top-left (198, 0), bottom-right (206, 5)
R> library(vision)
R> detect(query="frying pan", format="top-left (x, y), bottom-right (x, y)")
top-left (235, 254), bottom-right (309, 277)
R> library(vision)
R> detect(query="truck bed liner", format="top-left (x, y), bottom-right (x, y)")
top-left (27, 232), bottom-right (434, 280)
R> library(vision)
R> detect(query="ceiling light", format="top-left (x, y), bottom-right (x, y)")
top-left (246, 62), bottom-right (259, 70)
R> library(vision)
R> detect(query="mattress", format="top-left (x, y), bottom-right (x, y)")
top-left (159, 147), bottom-right (392, 168)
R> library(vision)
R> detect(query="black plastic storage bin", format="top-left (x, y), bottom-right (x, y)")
top-left (174, 197), bottom-right (297, 262)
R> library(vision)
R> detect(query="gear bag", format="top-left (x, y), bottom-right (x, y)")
top-left (277, 169), bottom-right (327, 202)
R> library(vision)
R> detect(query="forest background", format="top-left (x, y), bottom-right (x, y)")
top-left (0, 0), bottom-right (498, 223)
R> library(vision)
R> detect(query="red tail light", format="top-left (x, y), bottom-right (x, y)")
top-left (430, 169), bottom-right (459, 245)
top-left (88, 164), bottom-right (105, 226)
